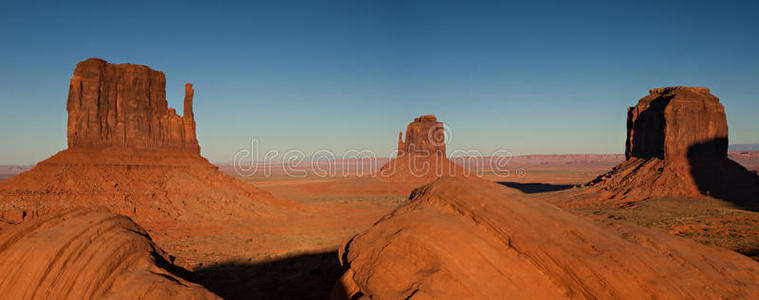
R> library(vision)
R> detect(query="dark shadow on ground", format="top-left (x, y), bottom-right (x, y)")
top-left (194, 251), bottom-right (342, 300)
top-left (688, 139), bottom-right (759, 212)
top-left (498, 182), bottom-right (574, 194)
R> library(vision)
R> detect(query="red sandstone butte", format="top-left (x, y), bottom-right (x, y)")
top-left (333, 177), bottom-right (759, 299)
top-left (625, 86), bottom-right (727, 161)
top-left (67, 58), bottom-right (199, 152)
top-left (398, 114), bottom-right (446, 155)
top-left (0, 58), bottom-right (297, 225)
top-left (378, 115), bottom-right (469, 183)
top-left (576, 86), bottom-right (759, 207)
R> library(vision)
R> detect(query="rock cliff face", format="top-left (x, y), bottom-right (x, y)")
top-left (378, 115), bottom-right (468, 184)
top-left (398, 115), bottom-right (446, 156)
top-left (0, 58), bottom-right (296, 226)
top-left (67, 58), bottom-right (199, 152)
top-left (626, 87), bottom-right (727, 161)
top-left (333, 178), bottom-right (759, 299)
top-left (575, 87), bottom-right (759, 207)
top-left (0, 208), bottom-right (218, 299)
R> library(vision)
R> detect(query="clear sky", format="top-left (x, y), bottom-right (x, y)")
top-left (1, 0), bottom-right (757, 164)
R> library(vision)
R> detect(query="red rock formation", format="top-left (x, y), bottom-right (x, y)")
top-left (183, 83), bottom-right (199, 150)
top-left (397, 131), bottom-right (403, 153)
top-left (67, 58), bottom-right (199, 152)
top-left (334, 177), bottom-right (759, 299)
top-left (575, 86), bottom-right (759, 207)
top-left (0, 148), bottom-right (295, 224)
top-left (0, 58), bottom-right (298, 226)
top-left (397, 115), bottom-right (446, 155)
top-left (0, 208), bottom-right (218, 299)
top-left (626, 86), bottom-right (727, 161)
top-left (378, 115), bottom-right (469, 184)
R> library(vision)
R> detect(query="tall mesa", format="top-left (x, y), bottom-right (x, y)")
top-left (67, 58), bottom-right (199, 152)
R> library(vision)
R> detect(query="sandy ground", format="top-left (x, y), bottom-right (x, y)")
top-left (138, 175), bottom-right (407, 299)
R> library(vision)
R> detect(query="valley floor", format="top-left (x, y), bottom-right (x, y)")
top-left (176, 164), bottom-right (759, 298)
top-left (2, 161), bottom-right (757, 299)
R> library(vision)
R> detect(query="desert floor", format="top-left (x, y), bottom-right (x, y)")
top-left (1, 161), bottom-right (757, 299)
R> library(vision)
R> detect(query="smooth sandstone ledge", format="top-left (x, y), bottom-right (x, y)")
top-left (335, 177), bottom-right (759, 299)
top-left (0, 208), bottom-right (219, 299)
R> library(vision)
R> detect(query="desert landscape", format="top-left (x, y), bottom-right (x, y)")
top-left (2, 1), bottom-right (759, 299)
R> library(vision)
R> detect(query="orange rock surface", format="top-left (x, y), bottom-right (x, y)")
top-left (626, 87), bottom-right (727, 160)
top-left (0, 208), bottom-right (218, 299)
top-left (335, 177), bottom-right (759, 299)
top-left (67, 58), bottom-right (199, 152)
top-left (580, 86), bottom-right (759, 206)
top-left (0, 58), bottom-right (297, 225)
top-left (378, 115), bottom-right (470, 184)
top-left (0, 148), bottom-right (294, 225)
top-left (397, 114), bottom-right (446, 155)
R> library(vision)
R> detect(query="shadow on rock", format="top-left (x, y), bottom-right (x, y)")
top-left (194, 251), bottom-right (342, 300)
top-left (627, 92), bottom-right (672, 160)
top-left (688, 139), bottom-right (759, 212)
top-left (498, 181), bottom-right (574, 194)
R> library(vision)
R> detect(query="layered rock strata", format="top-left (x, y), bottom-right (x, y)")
top-left (0, 208), bottom-right (219, 299)
top-left (67, 58), bottom-right (199, 152)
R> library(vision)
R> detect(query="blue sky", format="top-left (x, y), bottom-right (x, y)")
top-left (1, 0), bottom-right (757, 164)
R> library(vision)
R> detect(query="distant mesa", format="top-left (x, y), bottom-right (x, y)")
top-left (0, 58), bottom-right (295, 225)
top-left (580, 86), bottom-right (759, 207)
top-left (397, 114), bottom-right (446, 156)
top-left (334, 177), bottom-right (759, 299)
top-left (377, 115), bottom-right (469, 183)
top-left (0, 208), bottom-right (218, 299)
top-left (730, 144), bottom-right (759, 151)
